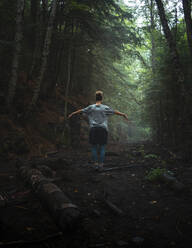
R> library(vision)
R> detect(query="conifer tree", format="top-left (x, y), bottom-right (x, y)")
top-left (7, 0), bottom-right (25, 106)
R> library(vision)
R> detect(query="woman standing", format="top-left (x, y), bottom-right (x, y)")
top-left (68, 91), bottom-right (128, 170)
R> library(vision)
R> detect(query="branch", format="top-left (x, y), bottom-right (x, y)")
top-left (0, 232), bottom-right (63, 246)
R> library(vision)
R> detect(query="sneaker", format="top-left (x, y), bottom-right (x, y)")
top-left (98, 163), bottom-right (104, 172)
top-left (93, 162), bottom-right (99, 170)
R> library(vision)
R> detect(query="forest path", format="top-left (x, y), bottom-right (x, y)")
top-left (0, 143), bottom-right (192, 248)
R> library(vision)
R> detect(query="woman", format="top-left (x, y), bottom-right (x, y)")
top-left (68, 90), bottom-right (129, 170)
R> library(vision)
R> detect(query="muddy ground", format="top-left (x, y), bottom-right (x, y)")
top-left (0, 143), bottom-right (192, 248)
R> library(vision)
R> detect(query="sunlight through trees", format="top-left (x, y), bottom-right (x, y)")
top-left (0, 0), bottom-right (192, 156)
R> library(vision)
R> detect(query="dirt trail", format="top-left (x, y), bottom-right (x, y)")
top-left (0, 143), bottom-right (192, 248)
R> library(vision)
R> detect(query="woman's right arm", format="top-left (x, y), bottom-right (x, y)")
top-left (114, 110), bottom-right (128, 120)
top-left (68, 109), bottom-right (83, 119)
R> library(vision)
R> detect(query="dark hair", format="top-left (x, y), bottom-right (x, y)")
top-left (96, 90), bottom-right (103, 101)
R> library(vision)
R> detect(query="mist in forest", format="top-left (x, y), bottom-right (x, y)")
top-left (0, 0), bottom-right (191, 155)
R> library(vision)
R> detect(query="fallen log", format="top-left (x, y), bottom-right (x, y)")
top-left (104, 198), bottom-right (123, 216)
top-left (102, 164), bottom-right (140, 172)
top-left (17, 165), bottom-right (80, 231)
top-left (105, 151), bottom-right (119, 157)
top-left (103, 189), bottom-right (123, 216)
top-left (0, 232), bottom-right (62, 246)
top-left (45, 150), bottom-right (59, 158)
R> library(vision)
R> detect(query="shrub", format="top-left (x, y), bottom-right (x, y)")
top-left (145, 167), bottom-right (167, 182)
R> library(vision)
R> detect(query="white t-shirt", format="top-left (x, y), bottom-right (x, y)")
top-left (82, 104), bottom-right (114, 130)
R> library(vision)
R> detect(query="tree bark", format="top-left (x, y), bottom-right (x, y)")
top-left (53, 22), bottom-right (68, 87)
top-left (64, 21), bottom-right (74, 119)
top-left (29, 0), bottom-right (41, 79)
top-left (173, 2), bottom-right (178, 41)
top-left (17, 165), bottom-right (80, 231)
top-left (182, 0), bottom-right (192, 57)
top-left (30, 0), bottom-right (57, 108)
top-left (147, 0), bottom-right (156, 74)
top-left (7, 0), bottom-right (25, 106)
top-left (154, 0), bottom-right (184, 85)
top-left (64, 44), bottom-right (72, 119)
top-left (42, 0), bottom-right (49, 24)
top-left (30, 0), bottom-right (38, 23)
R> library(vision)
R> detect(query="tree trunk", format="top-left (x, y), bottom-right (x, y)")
top-left (64, 21), bottom-right (74, 119)
top-left (173, 2), bottom-right (178, 41)
top-left (29, 0), bottom-right (41, 79)
top-left (7, 0), bottom-right (25, 106)
top-left (155, 0), bottom-right (186, 146)
top-left (17, 165), bottom-right (80, 231)
top-left (64, 44), bottom-right (72, 119)
top-left (42, 0), bottom-right (49, 24)
top-left (154, 0), bottom-right (184, 85)
top-left (145, 0), bottom-right (156, 74)
top-left (182, 0), bottom-right (192, 57)
top-left (54, 22), bottom-right (68, 87)
top-left (30, 0), bottom-right (57, 108)
top-left (30, 0), bottom-right (38, 24)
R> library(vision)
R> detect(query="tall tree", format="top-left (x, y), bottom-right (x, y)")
top-left (30, 0), bottom-right (57, 108)
top-left (7, 0), bottom-right (25, 106)
top-left (144, 0), bottom-right (157, 75)
top-left (64, 40), bottom-right (72, 120)
top-left (154, 0), bottom-right (184, 85)
top-left (154, 1), bottom-right (178, 65)
top-left (29, 0), bottom-right (41, 79)
top-left (145, 0), bottom-right (164, 143)
top-left (182, 0), bottom-right (192, 58)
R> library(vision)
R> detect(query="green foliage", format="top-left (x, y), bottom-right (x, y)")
top-left (68, 0), bottom-right (90, 11)
top-left (136, 0), bottom-right (192, 150)
top-left (145, 167), bottom-right (167, 182)
top-left (144, 153), bottom-right (158, 159)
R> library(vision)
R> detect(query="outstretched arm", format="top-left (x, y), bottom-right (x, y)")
top-left (68, 109), bottom-right (83, 119)
top-left (114, 110), bottom-right (128, 121)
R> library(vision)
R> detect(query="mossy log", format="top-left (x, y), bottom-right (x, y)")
top-left (17, 165), bottom-right (80, 231)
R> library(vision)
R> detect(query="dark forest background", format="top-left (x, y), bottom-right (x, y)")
top-left (0, 0), bottom-right (192, 160)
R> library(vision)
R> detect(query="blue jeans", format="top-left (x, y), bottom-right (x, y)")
top-left (91, 145), bottom-right (106, 164)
